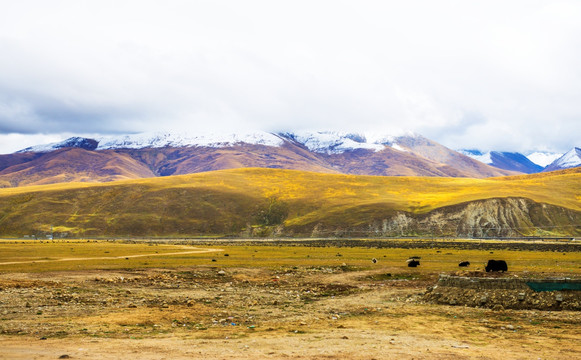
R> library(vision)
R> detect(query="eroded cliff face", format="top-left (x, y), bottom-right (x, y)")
top-left (452, 198), bottom-right (578, 237)
top-left (342, 198), bottom-right (580, 238)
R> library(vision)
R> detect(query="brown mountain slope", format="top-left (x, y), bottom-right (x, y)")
top-left (0, 134), bottom-right (520, 187)
top-left (0, 148), bottom-right (155, 187)
top-left (317, 147), bottom-right (450, 177)
top-left (392, 135), bottom-right (518, 178)
top-left (284, 133), bottom-right (516, 178)
top-left (121, 142), bottom-right (341, 176)
top-left (317, 147), bottom-right (515, 177)
top-left (0, 152), bottom-right (43, 172)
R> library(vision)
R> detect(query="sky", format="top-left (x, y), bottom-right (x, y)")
top-left (0, 0), bottom-right (580, 154)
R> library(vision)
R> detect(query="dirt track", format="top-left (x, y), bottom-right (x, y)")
top-left (0, 247), bottom-right (222, 266)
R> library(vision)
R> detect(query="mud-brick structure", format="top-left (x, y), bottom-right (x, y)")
top-left (424, 274), bottom-right (581, 310)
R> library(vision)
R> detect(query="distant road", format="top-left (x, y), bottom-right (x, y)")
top-left (122, 237), bottom-right (581, 252)
top-left (3, 237), bottom-right (579, 252)
top-left (0, 246), bottom-right (223, 266)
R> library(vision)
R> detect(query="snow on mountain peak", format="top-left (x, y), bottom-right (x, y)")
top-left (550, 147), bottom-right (581, 169)
top-left (365, 130), bottom-right (417, 145)
top-left (281, 131), bottom-right (414, 154)
top-left (15, 130), bottom-right (420, 154)
top-left (282, 131), bottom-right (383, 154)
top-left (458, 150), bottom-right (493, 164)
top-left (95, 131), bottom-right (285, 150)
top-left (16, 131), bottom-right (285, 153)
top-left (526, 151), bottom-right (564, 167)
top-left (17, 137), bottom-right (98, 153)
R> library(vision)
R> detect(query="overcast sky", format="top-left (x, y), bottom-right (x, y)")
top-left (0, 0), bottom-right (579, 154)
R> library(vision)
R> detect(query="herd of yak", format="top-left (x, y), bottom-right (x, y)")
top-left (398, 258), bottom-right (508, 272)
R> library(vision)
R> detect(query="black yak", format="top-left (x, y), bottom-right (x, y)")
top-left (485, 260), bottom-right (507, 272)
top-left (458, 261), bottom-right (470, 267)
top-left (407, 259), bottom-right (420, 267)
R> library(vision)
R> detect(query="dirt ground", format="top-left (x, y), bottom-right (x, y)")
top-left (1, 261), bottom-right (581, 360)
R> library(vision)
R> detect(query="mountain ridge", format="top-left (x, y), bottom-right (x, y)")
top-left (544, 147), bottom-right (581, 172)
top-left (16, 131), bottom-right (416, 154)
top-left (459, 150), bottom-right (544, 174)
top-left (459, 148), bottom-right (581, 174)
top-left (0, 131), bottom-right (517, 187)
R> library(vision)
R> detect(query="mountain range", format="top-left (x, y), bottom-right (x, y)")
top-left (0, 131), bottom-right (579, 238)
top-left (458, 150), bottom-right (545, 174)
top-left (1, 131), bottom-right (578, 188)
top-left (459, 148), bottom-right (581, 174)
top-left (543, 147), bottom-right (581, 172)
top-left (0, 131), bottom-right (518, 187)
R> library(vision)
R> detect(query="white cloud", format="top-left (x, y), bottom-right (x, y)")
top-left (0, 133), bottom-right (67, 154)
top-left (0, 0), bottom-right (579, 154)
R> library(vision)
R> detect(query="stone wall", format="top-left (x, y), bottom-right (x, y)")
top-left (436, 274), bottom-right (581, 291)
top-left (424, 275), bottom-right (581, 310)
top-left (437, 274), bottom-right (530, 290)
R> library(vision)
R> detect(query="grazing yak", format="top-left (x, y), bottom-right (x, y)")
top-left (407, 259), bottom-right (420, 267)
top-left (458, 261), bottom-right (470, 267)
top-left (485, 260), bottom-right (508, 272)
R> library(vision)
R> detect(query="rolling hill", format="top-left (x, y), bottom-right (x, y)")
top-left (0, 167), bottom-right (578, 238)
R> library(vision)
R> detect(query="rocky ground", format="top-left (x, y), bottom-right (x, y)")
top-left (0, 266), bottom-right (423, 337)
top-left (1, 264), bottom-right (581, 359)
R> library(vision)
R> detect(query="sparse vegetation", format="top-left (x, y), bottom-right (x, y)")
top-left (254, 197), bottom-right (289, 226)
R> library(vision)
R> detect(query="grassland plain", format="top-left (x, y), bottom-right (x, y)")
top-left (0, 239), bottom-right (580, 273)
top-left (0, 167), bottom-right (579, 238)
top-left (0, 239), bottom-right (580, 359)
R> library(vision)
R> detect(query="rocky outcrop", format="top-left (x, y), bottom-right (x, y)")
top-left (370, 198), bottom-right (580, 238)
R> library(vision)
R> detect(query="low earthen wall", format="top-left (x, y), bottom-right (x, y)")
top-left (437, 275), bottom-right (581, 291)
top-left (424, 275), bottom-right (581, 310)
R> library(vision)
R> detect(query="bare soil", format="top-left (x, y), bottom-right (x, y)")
top-left (1, 263), bottom-right (580, 359)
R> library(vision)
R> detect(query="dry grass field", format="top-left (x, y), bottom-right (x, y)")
top-left (1, 238), bottom-right (580, 359)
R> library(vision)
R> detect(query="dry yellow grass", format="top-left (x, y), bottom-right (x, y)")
top-left (2, 167), bottom-right (579, 211)
top-left (0, 167), bottom-right (579, 236)
top-left (0, 239), bottom-right (579, 274)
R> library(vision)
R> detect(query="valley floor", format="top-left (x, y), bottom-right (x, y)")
top-left (0, 240), bottom-right (580, 359)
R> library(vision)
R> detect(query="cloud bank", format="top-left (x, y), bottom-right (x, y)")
top-left (0, 0), bottom-right (580, 154)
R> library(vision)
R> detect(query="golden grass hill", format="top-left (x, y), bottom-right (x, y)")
top-left (0, 131), bottom-right (579, 239)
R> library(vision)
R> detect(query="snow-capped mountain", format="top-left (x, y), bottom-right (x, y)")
top-left (525, 151), bottom-right (563, 168)
top-left (458, 150), bottom-right (493, 165)
top-left (458, 150), bottom-right (543, 174)
top-left (543, 147), bottom-right (581, 172)
top-left (2, 131), bottom-right (517, 187)
top-left (279, 131), bottom-right (414, 154)
top-left (18, 131), bottom-right (285, 153)
top-left (97, 131), bottom-right (285, 150)
top-left (18, 137), bottom-right (99, 153)
top-left (17, 131), bottom-right (417, 155)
